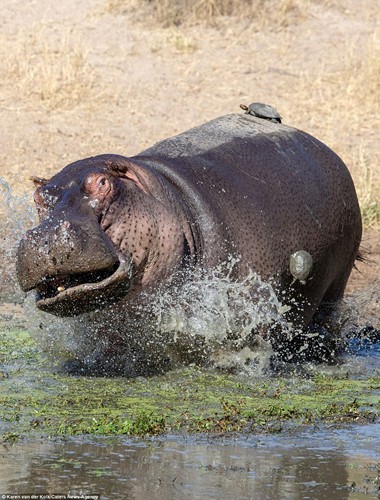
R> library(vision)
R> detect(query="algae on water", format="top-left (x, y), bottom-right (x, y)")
top-left (0, 330), bottom-right (379, 440)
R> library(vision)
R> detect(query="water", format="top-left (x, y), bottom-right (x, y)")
top-left (1, 428), bottom-right (379, 498)
top-left (0, 178), bottom-right (36, 301)
top-left (1, 178), bottom-right (379, 498)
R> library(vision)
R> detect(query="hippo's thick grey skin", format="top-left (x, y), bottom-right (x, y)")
top-left (16, 113), bottom-right (362, 368)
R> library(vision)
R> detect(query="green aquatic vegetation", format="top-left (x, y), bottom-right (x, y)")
top-left (1, 431), bottom-right (20, 443)
top-left (57, 412), bottom-right (166, 436)
top-left (0, 330), bottom-right (41, 364)
top-left (0, 329), bottom-right (379, 438)
top-left (88, 468), bottom-right (115, 477)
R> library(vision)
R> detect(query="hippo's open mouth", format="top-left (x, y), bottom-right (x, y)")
top-left (35, 259), bottom-right (132, 317)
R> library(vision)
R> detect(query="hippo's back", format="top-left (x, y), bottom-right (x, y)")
top-left (134, 114), bottom-right (361, 316)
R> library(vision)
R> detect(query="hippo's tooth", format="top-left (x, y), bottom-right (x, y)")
top-left (57, 286), bottom-right (65, 292)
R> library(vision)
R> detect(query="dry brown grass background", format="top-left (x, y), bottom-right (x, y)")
top-left (0, 0), bottom-right (379, 226)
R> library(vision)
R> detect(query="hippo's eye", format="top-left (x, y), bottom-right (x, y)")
top-left (85, 174), bottom-right (112, 196)
top-left (97, 177), bottom-right (109, 189)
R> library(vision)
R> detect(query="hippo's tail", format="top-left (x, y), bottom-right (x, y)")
top-left (354, 248), bottom-right (369, 268)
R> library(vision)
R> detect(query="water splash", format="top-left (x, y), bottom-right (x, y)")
top-left (21, 265), bottom-right (289, 377)
top-left (0, 178), bottom-right (36, 301)
top-left (149, 260), bottom-right (291, 374)
top-left (19, 259), bottom-right (293, 376)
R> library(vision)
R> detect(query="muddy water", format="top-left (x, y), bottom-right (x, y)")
top-left (1, 427), bottom-right (380, 499)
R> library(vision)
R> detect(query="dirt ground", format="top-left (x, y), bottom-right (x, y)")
top-left (0, 0), bottom-right (378, 322)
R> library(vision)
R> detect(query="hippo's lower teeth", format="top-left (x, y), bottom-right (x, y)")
top-left (36, 262), bottom-right (121, 301)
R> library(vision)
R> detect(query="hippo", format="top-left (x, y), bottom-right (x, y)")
top-left (16, 112), bottom-right (362, 374)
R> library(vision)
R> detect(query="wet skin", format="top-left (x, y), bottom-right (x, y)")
top-left (16, 113), bottom-right (362, 366)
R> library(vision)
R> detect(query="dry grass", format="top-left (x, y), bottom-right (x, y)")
top-left (0, 0), bottom-right (378, 228)
top-left (347, 33), bottom-right (380, 226)
top-left (167, 31), bottom-right (198, 52)
top-left (106, 0), bottom-right (306, 28)
top-left (277, 29), bottom-right (380, 226)
top-left (344, 32), bottom-right (379, 116)
top-left (0, 29), bottom-right (101, 110)
top-left (355, 146), bottom-right (380, 228)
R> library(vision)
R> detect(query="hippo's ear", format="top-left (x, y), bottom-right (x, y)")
top-left (107, 161), bottom-right (150, 195)
top-left (30, 176), bottom-right (49, 187)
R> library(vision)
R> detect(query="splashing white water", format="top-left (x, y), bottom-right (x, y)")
top-left (20, 262), bottom-right (291, 377)
top-left (18, 252), bottom-right (294, 376)
top-left (149, 260), bottom-right (292, 373)
top-left (0, 178), bottom-right (36, 300)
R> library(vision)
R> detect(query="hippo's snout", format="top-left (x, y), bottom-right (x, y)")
top-left (16, 218), bottom-right (132, 316)
top-left (17, 218), bottom-right (118, 291)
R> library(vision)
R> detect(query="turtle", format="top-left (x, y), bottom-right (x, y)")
top-left (240, 102), bottom-right (282, 123)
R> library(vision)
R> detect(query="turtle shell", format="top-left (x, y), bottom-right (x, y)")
top-left (246, 102), bottom-right (282, 123)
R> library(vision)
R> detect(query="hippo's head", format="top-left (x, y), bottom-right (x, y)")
top-left (16, 154), bottom-right (189, 317)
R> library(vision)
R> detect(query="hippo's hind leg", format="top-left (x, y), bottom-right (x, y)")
top-left (270, 307), bottom-right (344, 367)
top-left (303, 303), bottom-right (345, 363)
top-left (294, 273), bottom-right (352, 364)
top-left (271, 273), bottom-right (350, 365)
